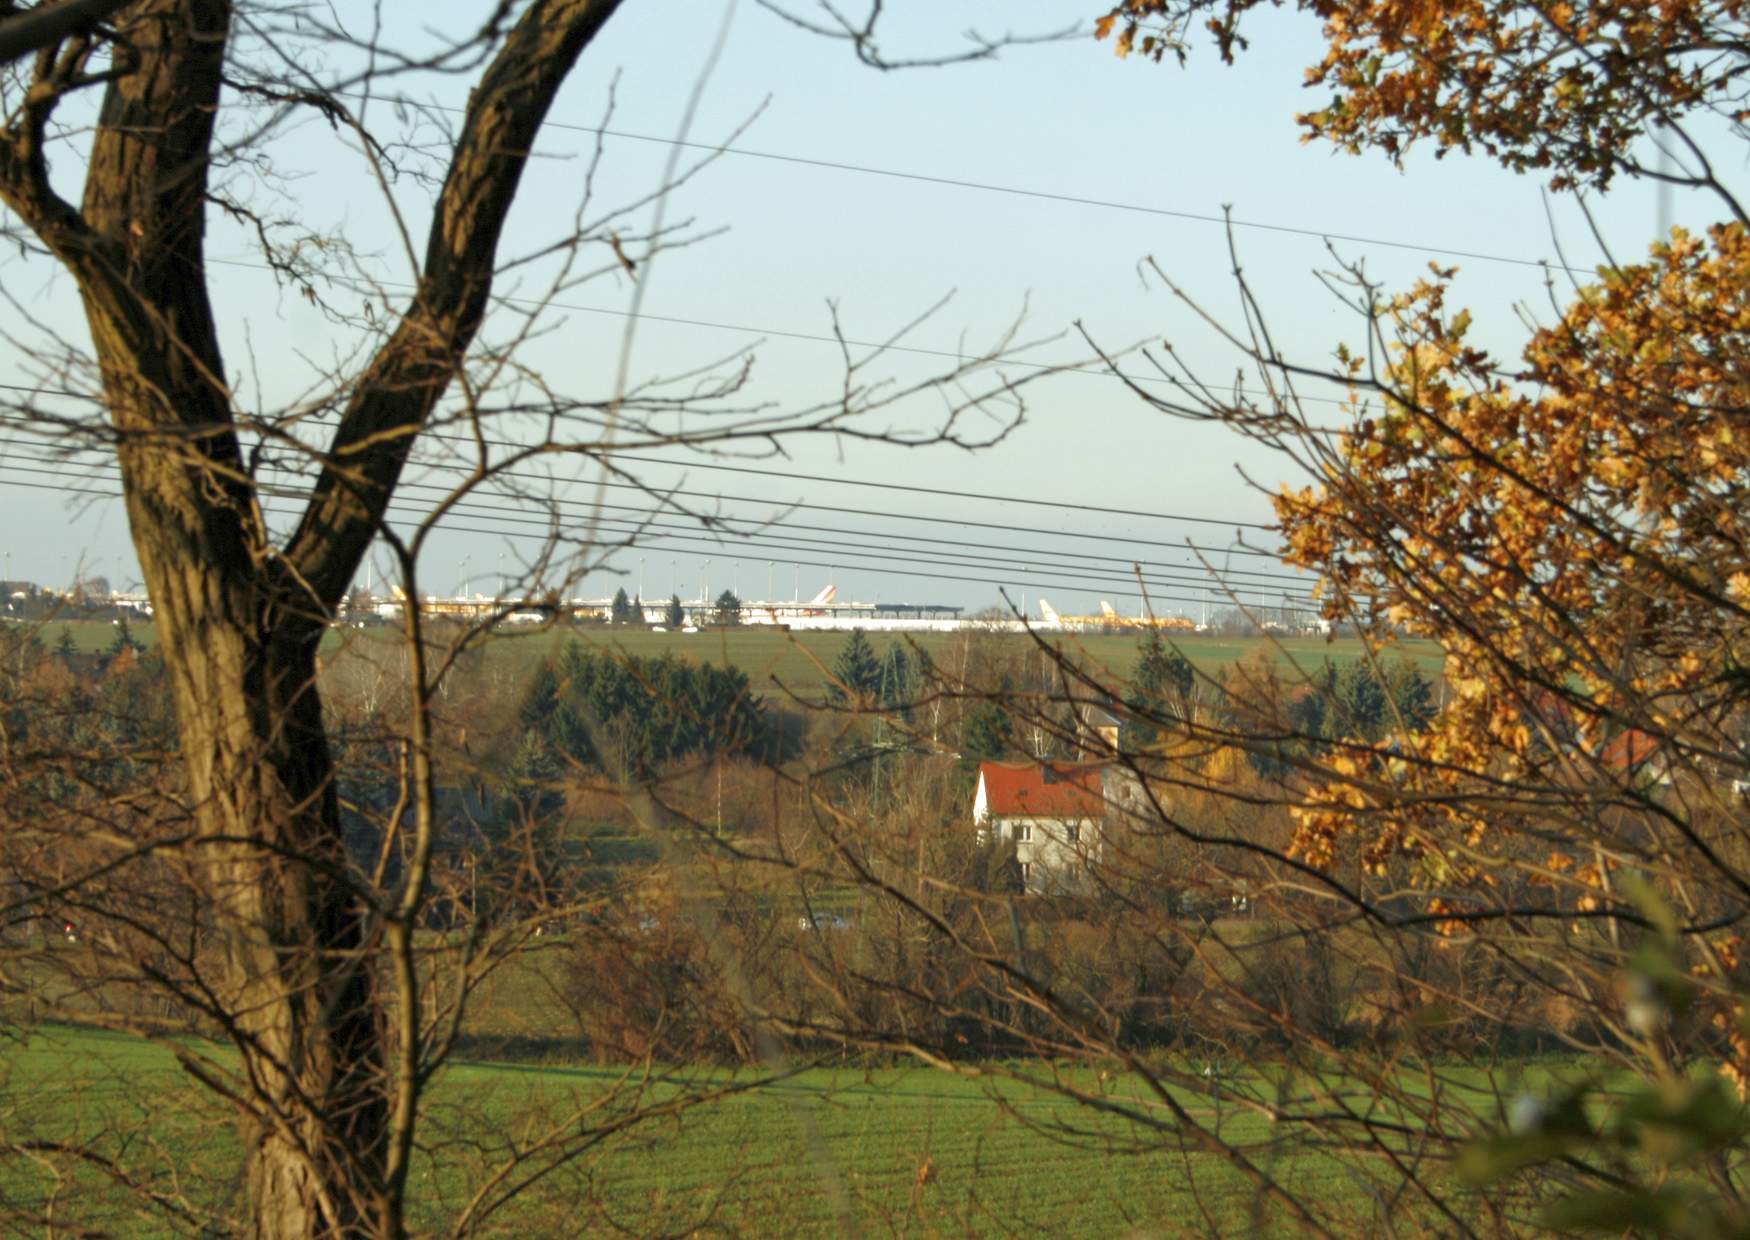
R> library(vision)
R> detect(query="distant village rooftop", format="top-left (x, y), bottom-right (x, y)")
top-left (975, 761), bottom-right (1105, 821)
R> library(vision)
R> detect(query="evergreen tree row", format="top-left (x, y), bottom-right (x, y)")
top-left (517, 640), bottom-right (771, 778)
top-left (826, 629), bottom-right (915, 714)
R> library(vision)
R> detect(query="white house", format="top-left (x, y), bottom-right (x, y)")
top-left (973, 762), bottom-right (1107, 893)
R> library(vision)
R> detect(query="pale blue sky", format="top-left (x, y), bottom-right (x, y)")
top-left (0, 2), bottom-right (1723, 617)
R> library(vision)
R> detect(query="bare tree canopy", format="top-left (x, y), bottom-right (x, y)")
top-left (0, 0), bottom-right (129, 65)
top-left (0, 2), bottom-right (1044, 1233)
top-left (18, 1), bottom-right (1750, 1235)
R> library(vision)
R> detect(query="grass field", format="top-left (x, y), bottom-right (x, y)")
top-left (9, 618), bottom-right (1444, 694)
top-left (2, 1023), bottom-right (1519, 1235)
top-left (477, 626), bottom-right (1446, 694)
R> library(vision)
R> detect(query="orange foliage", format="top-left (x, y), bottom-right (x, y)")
top-left (1264, 227), bottom-right (1750, 873)
top-left (1093, 0), bottom-right (1746, 189)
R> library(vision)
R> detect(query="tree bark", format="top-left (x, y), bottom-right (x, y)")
top-left (0, 1), bottom-right (624, 1233)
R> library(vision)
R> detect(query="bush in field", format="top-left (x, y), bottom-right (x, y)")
top-left (564, 914), bottom-right (755, 1064)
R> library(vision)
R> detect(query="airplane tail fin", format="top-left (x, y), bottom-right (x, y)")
top-left (807, 584), bottom-right (837, 607)
top-left (1038, 599), bottom-right (1061, 627)
top-left (1099, 600), bottom-right (1119, 619)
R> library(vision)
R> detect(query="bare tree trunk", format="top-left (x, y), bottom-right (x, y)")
top-left (156, 617), bottom-right (382, 1234)
top-left (0, 1), bottom-right (623, 1232)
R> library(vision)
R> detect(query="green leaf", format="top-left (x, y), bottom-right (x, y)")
top-left (1542, 1186), bottom-right (1694, 1233)
top-left (1617, 1075), bottom-right (1750, 1164)
top-left (1458, 1088), bottom-right (1594, 1185)
top-left (1457, 1131), bottom-right (1574, 1184)
top-left (1619, 871), bottom-right (1680, 943)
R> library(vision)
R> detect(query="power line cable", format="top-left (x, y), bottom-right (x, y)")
top-left (378, 491), bottom-right (1307, 599)
top-left (353, 92), bottom-right (1579, 275)
top-left (413, 488), bottom-right (1307, 584)
top-left (592, 451), bottom-right (1271, 529)
top-left (0, 435), bottom-right (1304, 580)
top-left (386, 515), bottom-right (1322, 616)
top-left (0, 472), bottom-right (1317, 616)
top-left (0, 458), bottom-right (1311, 598)
top-left (202, 253), bottom-right (1370, 414)
top-left (0, 463), bottom-right (1315, 612)
top-left (0, 405), bottom-right (1296, 561)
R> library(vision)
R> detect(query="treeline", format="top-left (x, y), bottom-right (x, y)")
top-left (1117, 631), bottom-right (1438, 770)
top-left (0, 623), bottom-right (169, 761)
top-left (516, 640), bottom-right (778, 779)
top-left (0, 624), bottom-right (181, 954)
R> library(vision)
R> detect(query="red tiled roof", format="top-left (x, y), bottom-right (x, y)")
top-left (978, 762), bottom-right (1104, 819)
top-left (1600, 729), bottom-right (1662, 772)
top-left (1527, 690), bottom-right (1580, 739)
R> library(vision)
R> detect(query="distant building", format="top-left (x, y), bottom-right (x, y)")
top-left (1598, 728), bottom-right (1672, 787)
top-left (973, 761), bottom-right (1108, 894)
top-left (1071, 690), bottom-right (1125, 755)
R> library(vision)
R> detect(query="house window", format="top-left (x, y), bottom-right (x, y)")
top-left (1013, 824), bottom-right (1031, 842)
top-left (1019, 861), bottom-right (1031, 884)
top-left (1066, 823), bottom-right (1081, 844)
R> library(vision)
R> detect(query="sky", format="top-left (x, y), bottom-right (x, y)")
top-left (0, 1), bottom-right (1730, 619)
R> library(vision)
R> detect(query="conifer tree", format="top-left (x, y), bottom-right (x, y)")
top-left (827, 629), bottom-right (881, 705)
top-left (878, 640), bottom-right (915, 718)
top-left (961, 701), bottom-right (1013, 766)
top-left (1121, 629), bottom-right (1195, 750)
top-left (107, 613), bottom-right (141, 657)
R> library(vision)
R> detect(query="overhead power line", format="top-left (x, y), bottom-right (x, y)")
top-left (0, 462), bottom-right (1315, 610)
top-left (0, 457), bottom-right (1310, 598)
top-left (375, 493), bottom-right (1306, 599)
top-left (359, 92), bottom-right (1579, 275)
top-left (0, 430), bottom-right (1299, 575)
top-left (0, 472), bottom-right (1318, 617)
top-left (403, 481), bottom-right (1305, 583)
top-left (595, 451), bottom-right (1273, 530)
top-left (0, 397), bottom-right (1291, 555)
top-left (387, 513), bottom-right (1322, 616)
top-left (200, 254), bottom-right (1370, 414)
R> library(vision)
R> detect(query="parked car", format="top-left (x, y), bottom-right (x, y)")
top-left (797, 912), bottom-right (852, 932)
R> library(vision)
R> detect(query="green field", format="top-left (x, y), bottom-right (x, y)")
top-left (476, 627), bottom-right (1446, 694)
top-left (8, 618), bottom-right (1444, 694)
top-left (1, 1023), bottom-right (1515, 1235)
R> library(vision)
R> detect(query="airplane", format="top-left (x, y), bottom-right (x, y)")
top-left (803, 584), bottom-right (837, 612)
top-left (762, 584), bottom-right (837, 619)
top-left (1037, 598), bottom-right (1195, 632)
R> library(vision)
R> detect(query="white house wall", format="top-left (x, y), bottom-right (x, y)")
top-left (984, 814), bottom-right (1098, 891)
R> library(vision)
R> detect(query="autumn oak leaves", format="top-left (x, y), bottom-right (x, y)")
top-left (1096, 0), bottom-right (1736, 189)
